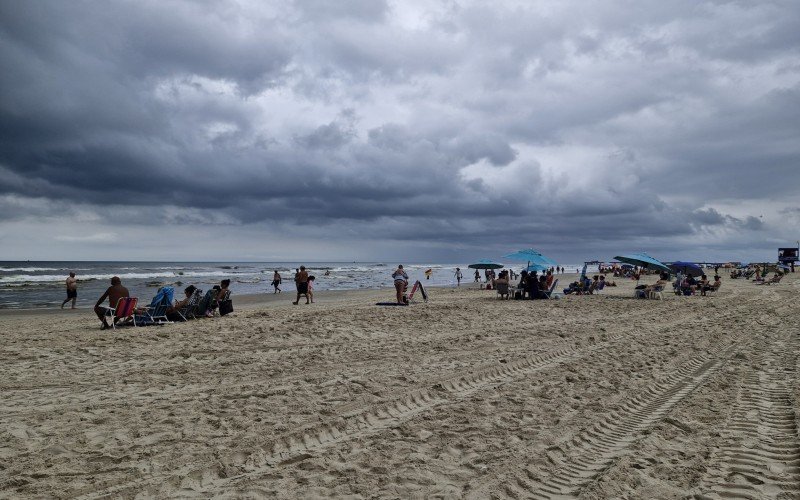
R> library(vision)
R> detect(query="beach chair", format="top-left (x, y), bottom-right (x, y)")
top-left (648, 285), bottom-right (665, 300)
top-left (706, 282), bottom-right (721, 295)
top-left (495, 282), bottom-right (510, 299)
top-left (137, 287), bottom-right (174, 325)
top-left (101, 297), bottom-right (138, 329)
top-left (544, 279), bottom-right (559, 299)
top-left (176, 288), bottom-right (203, 321)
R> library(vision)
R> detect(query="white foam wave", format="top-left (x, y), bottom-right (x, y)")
top-left (0, 270), bottom-right (237, 284)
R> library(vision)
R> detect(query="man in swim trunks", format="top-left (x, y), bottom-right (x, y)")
top-left (61, 272), bottom-right (78, 309)
top-left (94, 276), bottom-right (130, 329)
top-left (293, 266), bottom-right (309, 305)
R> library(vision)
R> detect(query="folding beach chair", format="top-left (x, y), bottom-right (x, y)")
top-left (495, 282), bottom-right (510, 299)
top-left (137, 287), bottom-right (174, 325)
top-left (544, 279), bottom-right (559, 299)
top-left (101, 297), bottom-right (138, 329)
top-left (176, 288), bottom-right (203, 321)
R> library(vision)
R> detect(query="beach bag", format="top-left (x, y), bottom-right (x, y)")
top-left (219, 299), bottom-right (233, 316)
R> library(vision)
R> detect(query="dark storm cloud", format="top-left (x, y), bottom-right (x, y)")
top-left (0, 0), bottom-right (798, 260)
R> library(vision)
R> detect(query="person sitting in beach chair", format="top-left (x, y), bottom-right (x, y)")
top-left (587, 275), bottom-right (600, 294)
top-left (166, 285), bottom-right (198, 321)
top-left (493, 271), bottom-right (510, 300)
top-left (94, 276), bottom-right (131, 329)
top-left (136, 286), bottom-right (174, 325)
top-left (758, 273), bottom-right (783, 285)
top-left (635, 278), bottom-right (667, 299)
top-left (545, 270), bottom-right (554, 289)
top-left (542, 278), bottom-right (559, 299)
top-left (694, 274), bottom-right (707, 295)
top-left (704, 275), bottom-right (722, 295)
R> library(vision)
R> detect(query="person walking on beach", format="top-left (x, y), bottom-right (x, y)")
top-left (271, 270), bottom-right (282, 293)
top-left (454, 267), bottom-right (463, 286)
top-left (393, 265), bottom-right (409, 304)
top-left (94, 277), bottom-right (129, 329)
top-left (61, 272), bottom-right (78, 309)
top-left (293, 266), bottom-right (309, 305)
top-left (474, 269), bottom-right (480, 282)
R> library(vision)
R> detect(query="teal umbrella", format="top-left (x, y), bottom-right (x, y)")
top-left (504, 249), bottom-right (557, 268)
top-left (468, 259), bottom-right (504, 270)
top-left (614, 253), bottom-right (671, 274)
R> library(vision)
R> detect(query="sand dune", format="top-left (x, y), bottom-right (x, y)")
top-left (1, 274), bottom-right (798, 498)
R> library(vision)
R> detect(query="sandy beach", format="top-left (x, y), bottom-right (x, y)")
top-left (1, 273), bottom-right (798, 498)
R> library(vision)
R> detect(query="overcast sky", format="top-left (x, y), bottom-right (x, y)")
top-left (1, 0), bottom-right (798, 263)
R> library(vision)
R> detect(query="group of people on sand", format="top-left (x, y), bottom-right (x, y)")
top-left (91, 276), bottom-right (232, 329)
top-left (269, 267), bottom-right (315, 304)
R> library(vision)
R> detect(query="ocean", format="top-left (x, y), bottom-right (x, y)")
top-left (0, 261), bottom-right (583, 309)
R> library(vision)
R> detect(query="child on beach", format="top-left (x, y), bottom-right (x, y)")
top-left (307, 276), bottom-right (315, 303)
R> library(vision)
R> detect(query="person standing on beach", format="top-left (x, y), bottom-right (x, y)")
top-left (454, 267), bottom-right (463, 286)
top-left (392, 265), bottom-right (409, 304)
top-left (94, 277), bottom-right (129, 329)
top-left (61, 272), bottom-right (78, 309)
top-left (293, 266), bottom-right (309, 305)
top-left (271, 270), bottom-right (282, 293)
top-left (474, 269), bottom-right (480, 282)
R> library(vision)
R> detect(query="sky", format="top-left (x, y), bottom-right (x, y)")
top-left (1, 0), bottom-right (798, 264)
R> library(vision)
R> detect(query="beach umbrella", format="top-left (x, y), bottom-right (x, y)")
top-left (525, 263), bottom-right (548, 273)
top-left (467, 259), bottom-right (504, 270)
top-left (613, 253), bottom-right (671, 276)
top-left (504, 248), bottom-right (557, 269)
top-left (668, 261), bottom-right (703, 277)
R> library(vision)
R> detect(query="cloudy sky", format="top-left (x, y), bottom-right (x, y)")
top-left (1, 0), bottom-right (798, 263)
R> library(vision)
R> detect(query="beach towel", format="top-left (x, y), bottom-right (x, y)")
top-left (148, 286), bottom-right (174, 307)
top-left (375, 302), bottom-right (408, 306)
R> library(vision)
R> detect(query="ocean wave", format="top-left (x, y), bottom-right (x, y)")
top-left (0, 270), bottom-right (239, 284)
top-left (1, 267), bottom-right (66, 272)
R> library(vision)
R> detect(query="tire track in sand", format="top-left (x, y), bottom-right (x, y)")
top-left (75, 319), bottom-right (667, 499)
top-left (693, 328), bottom-right (800, 499)
top-left (466, 337), bottom-right (744, 499)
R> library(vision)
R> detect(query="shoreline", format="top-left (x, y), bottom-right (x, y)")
top-left (0, 272), bottom-right (600, 316)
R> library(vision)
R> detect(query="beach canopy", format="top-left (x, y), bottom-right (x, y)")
top-left (468, 259), bottom-right (504, 270)
top-left (504, 248), bottom-right (557, 268)
top-left (668, 261), bottom-right (703, 277)
top-left (613, 253), bottom-right (671, 273)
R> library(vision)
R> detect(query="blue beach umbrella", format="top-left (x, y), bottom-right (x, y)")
top-left (467, 259), bottom-right (504, 270)
top-left (613, 253), bottom-right (671, 278)
top-left (668, 261), bottom-right (703, 277)
top-left (504, 248), bottom-right (558, 268)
